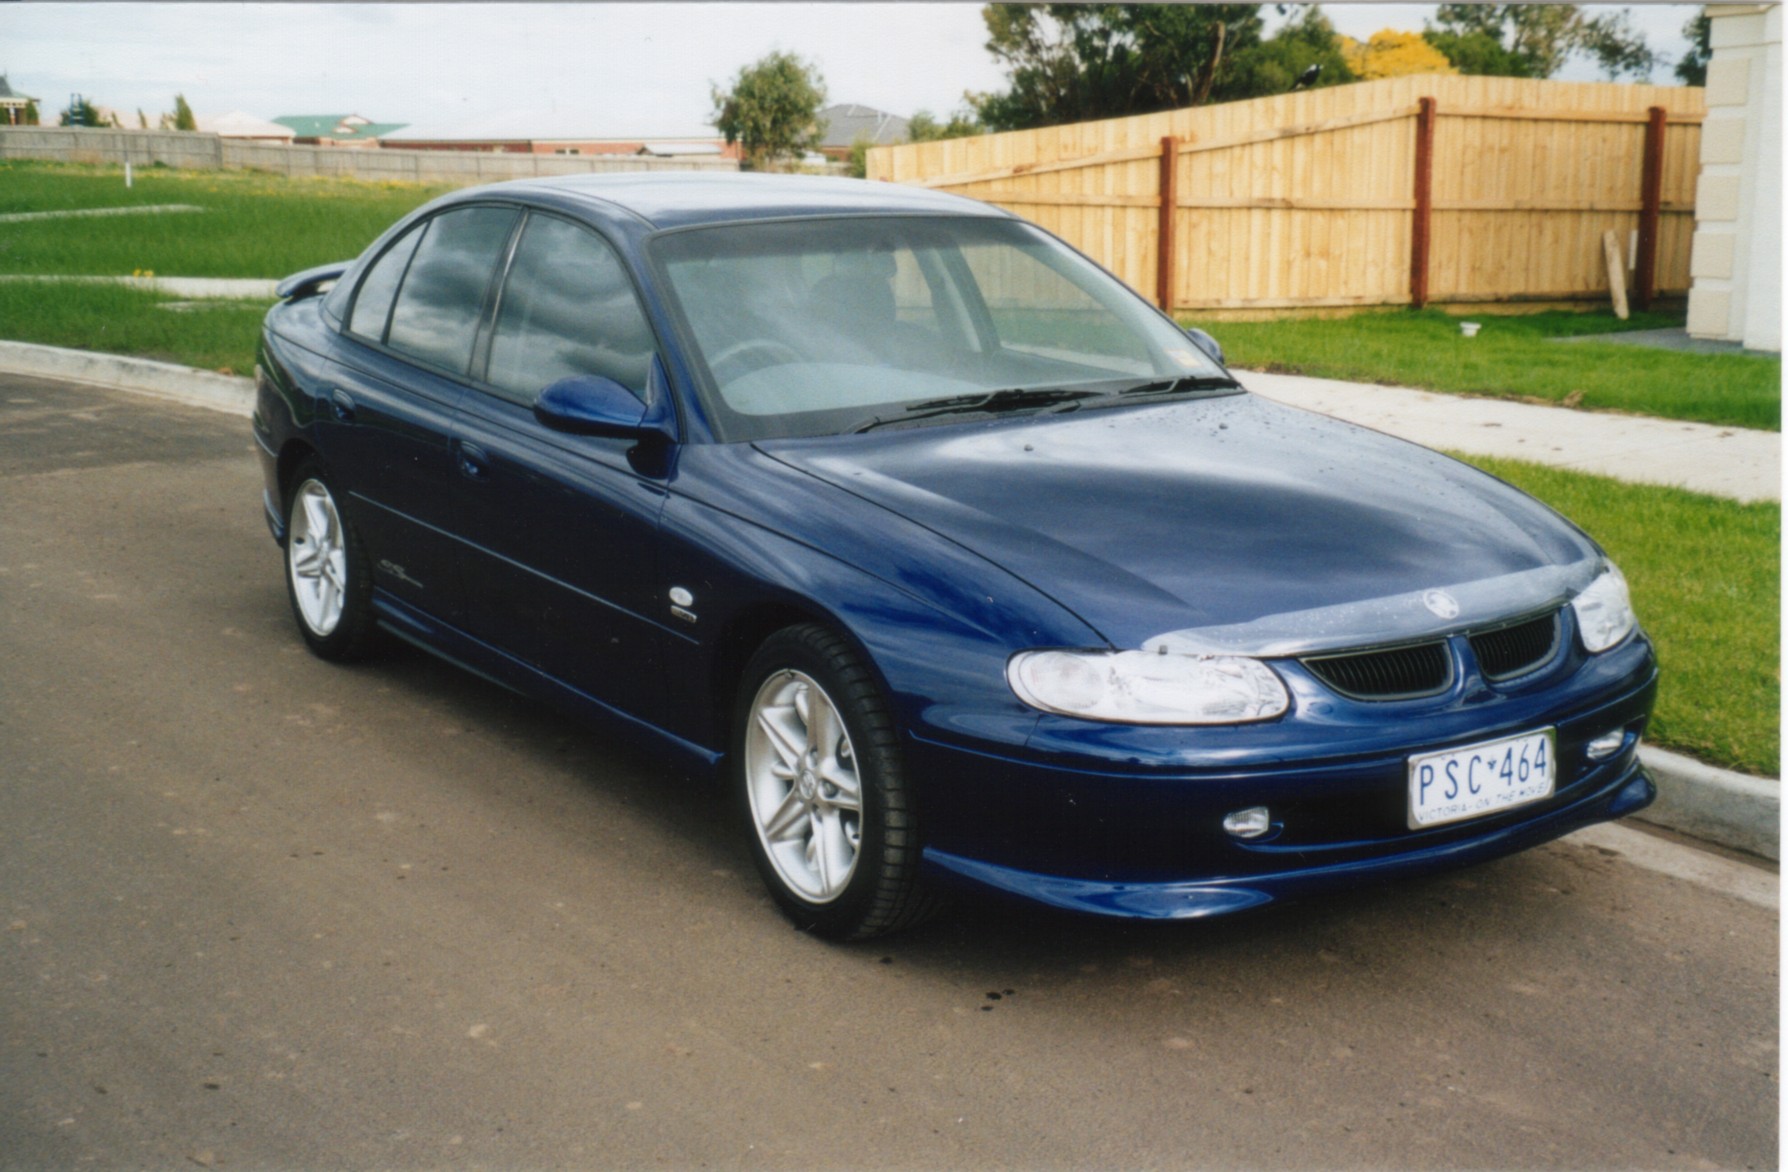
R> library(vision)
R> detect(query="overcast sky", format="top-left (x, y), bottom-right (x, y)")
top-left (0, 3), bottom-right (1699, 137)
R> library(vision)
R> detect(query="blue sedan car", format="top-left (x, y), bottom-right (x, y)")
top-left (253, 173), bottom-right (1657, 939)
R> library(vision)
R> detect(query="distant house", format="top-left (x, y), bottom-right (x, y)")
top-left (0, 74), bottom-right (38, 125)
top-left (381, 113), bottom-right (740, 158)
top-left (816, 103), bottom-right (910, 161)
top-left (274, 113), bottom-right (408, 147)
top-left (198, 112), bottom-right (296, 142)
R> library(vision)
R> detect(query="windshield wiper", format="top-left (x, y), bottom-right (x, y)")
top-left (850, 386), bottom-right (1098, 433)
top-left (1115, 374), bottom-right (1243, 398)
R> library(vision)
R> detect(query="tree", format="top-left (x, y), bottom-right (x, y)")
top-left (711, 51), bottom-right (826, 170)
top-left (59, 96), bottom-right (101, 128)
top-left (1221, 6), bottom-right (1356, 100)
top-left (1676, 12), bottom-right (1711, 86)
top-left (172, 93), bottom-right (197, 132)
top-left (1340, 29), bottom-right (1459, 80)
top-left (968, 5), bottom-right (1355, 134)
top-left (907, 108), bottom-right (983, 142)
top-left (1423, 4), bottom-right (1656, 81)
top-left (969, 4), bottom-right (1261, 132)
top-left (846, 135), bottom-right (873, 179)
top-left (22, 99), bottom-right (39, 126)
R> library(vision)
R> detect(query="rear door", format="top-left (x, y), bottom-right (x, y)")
top-left (320, 204), bottom-right (519, 624)
top-left (446, 210), bottom-right (673, 723)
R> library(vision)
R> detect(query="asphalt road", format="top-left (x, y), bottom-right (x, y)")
top-left (1, 376), bottom-right (1777, 1170)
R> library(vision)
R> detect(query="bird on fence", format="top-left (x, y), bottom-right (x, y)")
top-left (1291, 63), bottom-right (1321, 91)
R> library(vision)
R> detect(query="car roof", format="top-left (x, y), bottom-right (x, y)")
top-left (477, 171), bottom-right (1015, 231)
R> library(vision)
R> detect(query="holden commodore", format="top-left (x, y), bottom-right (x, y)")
top-left (252, 174), bottom-right (1656, 939)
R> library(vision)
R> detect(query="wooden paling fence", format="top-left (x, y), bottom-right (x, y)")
top-left (868, 76), bottom-right (1704, 315)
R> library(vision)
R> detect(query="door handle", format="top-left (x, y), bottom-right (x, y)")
top-left (328, 388), bottom-right (356, 422)
top-left (456, 440), bottom-right (492, 481)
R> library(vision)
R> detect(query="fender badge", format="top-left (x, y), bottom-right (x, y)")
top-left (1422, 589), bottom-right (1461, 620)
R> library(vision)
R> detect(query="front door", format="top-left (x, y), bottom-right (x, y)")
top-left (445, 210), bottom-right (674, 724)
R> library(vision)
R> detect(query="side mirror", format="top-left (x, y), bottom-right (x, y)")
top-left (535, 375), bottom-right (660, 439)
top-left (1184, 326), bottom-right (1225, 367)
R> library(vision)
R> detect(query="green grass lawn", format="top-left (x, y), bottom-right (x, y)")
top-left (1197, 308), bottom-right (1781, 431)
top-left (0, 159), bottom-right (451, 277)
top-left (0, 280), bottom-right (269, 375)
top-left (1457, 454), bottom-right (1779, 777)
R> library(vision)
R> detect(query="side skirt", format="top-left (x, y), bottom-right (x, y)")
top-left (371, 590), bottom-right (725, 775)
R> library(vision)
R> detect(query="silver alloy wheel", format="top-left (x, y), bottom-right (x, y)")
top-left (744, 669), bottom-right (864, 904)
top-left (287, 479), bottom-right (349, 637)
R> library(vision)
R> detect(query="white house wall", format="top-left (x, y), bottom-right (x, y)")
top-left (1687, 3), bottom-right (1782, 351)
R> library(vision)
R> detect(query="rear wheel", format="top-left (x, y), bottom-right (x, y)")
top-left (284, 459), bottom-right (378, 661)
top-left (736, 624), bottom-right (937, 939)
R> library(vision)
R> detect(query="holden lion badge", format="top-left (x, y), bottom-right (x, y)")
top-left (1422, 588), bottom-right (1461, 620)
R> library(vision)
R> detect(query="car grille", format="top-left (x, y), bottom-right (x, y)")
top-left (1302, 641), bottom-right (1452, 700)
top-left (1300, 609), bottom-right (1566, 700)
top-left (1467, 611), bottom-right (1561, 681)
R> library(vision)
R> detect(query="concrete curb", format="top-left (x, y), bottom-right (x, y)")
top-left (0, 340), bottom-right (252, 416)
top-left (4, 341), bottom-right (1780, 862)
top-left (1636, 747), bottom-right (1780, 861)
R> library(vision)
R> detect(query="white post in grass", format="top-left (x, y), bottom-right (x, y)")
top-left (125, 162), bottom-right (132, 188)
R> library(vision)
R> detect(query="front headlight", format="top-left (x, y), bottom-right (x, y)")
top-left (1007, 649), bottom-right (1289, 725)
top-left (1571, 564), bottom-right (1637, 653)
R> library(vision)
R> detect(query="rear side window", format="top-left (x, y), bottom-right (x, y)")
top-left (484, 214), bottom-right (656, 405)
top-left (384, 206), bottom-right (519, 375)
top-left (346, 221), bottom-right (426, 342)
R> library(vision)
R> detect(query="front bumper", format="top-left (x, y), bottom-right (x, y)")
top-left (907, 649), bottom-right (1657, 919)
top-left (922, 758), bottom-right (1654, 919)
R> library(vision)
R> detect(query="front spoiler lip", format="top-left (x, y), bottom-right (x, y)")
top-left (920, 761), bottom-right (1656, 920)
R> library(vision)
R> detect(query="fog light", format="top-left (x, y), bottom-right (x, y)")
top-left (1223, 806), bottom-right (1272, 839)
top-left (1586, 730), bottom-right (1626, 760)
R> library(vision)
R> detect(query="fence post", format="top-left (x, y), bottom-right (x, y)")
top-left (1634, 105), bottom-right (1667, 312)
top-left (1410, 97), bottom-right (1436, 309)
top-left (1156, 136), bottom-right (1178, 312)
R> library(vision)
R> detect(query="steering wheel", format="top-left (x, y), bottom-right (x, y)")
top-left (710, 338), bottom-right (802, 383)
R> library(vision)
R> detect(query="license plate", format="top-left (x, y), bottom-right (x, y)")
top-left (1408, 728), bottom-right (1556, 829)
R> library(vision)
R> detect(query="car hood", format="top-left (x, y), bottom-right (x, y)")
top-left (753, 392), bottom-right (1600, 653)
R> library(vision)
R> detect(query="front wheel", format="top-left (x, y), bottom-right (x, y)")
top-left (736, 625), bottom-right (937, 939)
top-left (283, 459), bottom-right (379, 661)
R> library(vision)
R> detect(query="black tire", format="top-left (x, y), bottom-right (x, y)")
top-left (734, 624), bottom-right (939, 940)
top-left (282, 458), bottom-right (379, 662)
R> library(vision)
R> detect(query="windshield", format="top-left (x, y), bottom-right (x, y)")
top-left (651, 215), bottom-right (1229, 441)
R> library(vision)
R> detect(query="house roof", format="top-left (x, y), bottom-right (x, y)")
top-left (0, 75), bottom-right (38, 103)
top-left (817, 104), bottom-right (909, 150)
top-left (273, 114), bottom-right (407, 140)
top-left (199, 111), bottom-right (296, 139)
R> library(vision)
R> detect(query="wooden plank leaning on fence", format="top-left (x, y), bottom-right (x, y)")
top-left (1604, 229), bottom-right (1631, 320)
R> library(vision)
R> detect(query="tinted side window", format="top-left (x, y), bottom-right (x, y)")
top-left (346, 221), bottom-right (427, 342)
top-left (385, 206), bottom-right (519, 375)
top-left (485, 214), bottom-right (656, 405)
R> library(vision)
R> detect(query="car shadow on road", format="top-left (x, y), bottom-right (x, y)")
top-left (285, 620), bottom-right (1644, 995)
